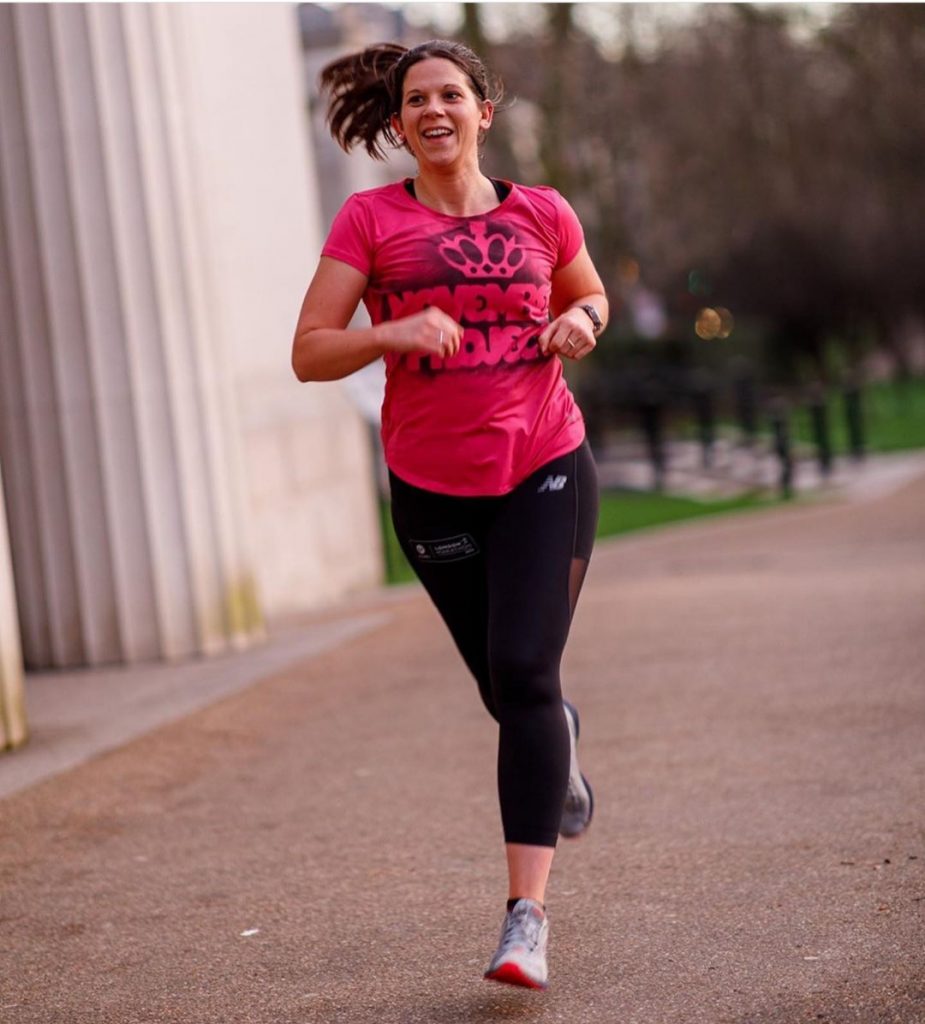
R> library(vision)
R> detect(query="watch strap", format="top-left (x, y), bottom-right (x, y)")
top-left (579, 303), bottom-right (603, 334)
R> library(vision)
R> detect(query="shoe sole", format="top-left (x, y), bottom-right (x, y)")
top-left (561, 700), bottom-right (594, 839)
top-left (484, 963), bottom-right (548, 990)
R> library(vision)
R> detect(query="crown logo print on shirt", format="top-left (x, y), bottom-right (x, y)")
top-left (438, 222), bottom-right (526, 279)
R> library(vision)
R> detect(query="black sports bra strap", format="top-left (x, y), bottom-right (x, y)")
top-left (404, 178), bottom-right (512, 203)
top-left (491, 178), bottom-right (512, 202)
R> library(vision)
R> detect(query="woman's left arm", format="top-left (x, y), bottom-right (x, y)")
top-left (538, 243), bottom-right (609, 361)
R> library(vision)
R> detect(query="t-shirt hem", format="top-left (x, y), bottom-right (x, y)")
top-left (386, 425), bottom-right (587, 498)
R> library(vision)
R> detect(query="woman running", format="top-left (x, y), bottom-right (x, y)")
top-left (292, 39), bottom-right (607, 990)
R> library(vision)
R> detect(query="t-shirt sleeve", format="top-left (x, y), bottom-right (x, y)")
top-left (553, 191), bottom-right (585, 270)
top-left (320, 194), bottom-right (374, 277)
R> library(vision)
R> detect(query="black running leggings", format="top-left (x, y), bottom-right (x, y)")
top-left (389, 442), bottom-right (599, 847)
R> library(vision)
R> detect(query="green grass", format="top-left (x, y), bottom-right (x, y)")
top-left (789, 376), bottom-right (925, 453)
top-left (674, 376), bottom-right (925, 455)
top-left (379, 501), bottom-right (418, 586)
top-left (595, 489), bottom-right (780, 539)
top-left (380, 489), bottom-right (780, 585)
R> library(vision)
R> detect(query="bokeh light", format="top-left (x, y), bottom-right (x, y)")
top-left (715, 306), bottom-right (735, 338)
top-left (694, 306), bottom-right (735, 340)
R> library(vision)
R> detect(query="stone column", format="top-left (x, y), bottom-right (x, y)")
top-left (0, 460), bottom-right (27, 750)
top-left (0, 4), bottom-right (263, 669)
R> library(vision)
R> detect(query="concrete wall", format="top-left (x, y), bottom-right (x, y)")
top-left (165, 3), bottom-right (383, 617)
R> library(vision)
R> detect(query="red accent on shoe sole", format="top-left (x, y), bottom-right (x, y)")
top-left (484, 963), bottom-right (547, 990)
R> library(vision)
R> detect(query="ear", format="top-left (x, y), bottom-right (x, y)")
top-left (480, 100), bottom-right (494, 132)
top-left (390, 112), bottom-right (404, 141)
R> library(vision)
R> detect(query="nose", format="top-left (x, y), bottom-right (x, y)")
top-left (423, 94), bottom-right (445, 116)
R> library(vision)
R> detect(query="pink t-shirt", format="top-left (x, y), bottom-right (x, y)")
top-left (322, 179), bottom-right (586, 496)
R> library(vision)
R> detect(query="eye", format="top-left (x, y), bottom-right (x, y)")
top-left (444, 90), bottom-right (462, 100)
top-left (406, 94), bottom-right (424, 106)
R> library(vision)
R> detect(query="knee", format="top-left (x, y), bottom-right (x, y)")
top-left (490, 641), bottom-right (560, 709)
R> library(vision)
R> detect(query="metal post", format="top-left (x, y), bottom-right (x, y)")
top-left (808, 385), bottom-right (833, 479)
top-left (637, 378), bottom-right (667, 491)
top-left (843, 377), bottom-right (866, 461)
top-left (735, 373), bottom-right (758, 449)
top-left (769, 401), bottom-right (794, 500)
top-left (692, 378), bottom-right (716, 469)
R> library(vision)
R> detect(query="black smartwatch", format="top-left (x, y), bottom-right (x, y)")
top-left (578, 303), bottom-right (604, 335)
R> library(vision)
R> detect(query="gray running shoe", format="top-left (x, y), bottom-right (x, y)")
top-left (483, 898), bottom-right (549, 990)
top-left (560, 700), bottom-right (594, 838)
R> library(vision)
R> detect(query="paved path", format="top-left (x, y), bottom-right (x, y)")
top-left (1, 476), bottom-right (923, 1023)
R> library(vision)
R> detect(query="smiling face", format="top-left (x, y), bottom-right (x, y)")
top-left (391, 57), bottom-right (493, 170)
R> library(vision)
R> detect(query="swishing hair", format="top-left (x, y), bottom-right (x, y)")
top-left (319, 40), bottom-right (503, 160)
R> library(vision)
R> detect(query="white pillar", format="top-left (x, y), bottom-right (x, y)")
top-left (0, 4), bottom-right (263, 669)
top-left (0, 460), bottom-right (27, 751)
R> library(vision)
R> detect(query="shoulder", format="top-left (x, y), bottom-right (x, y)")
top-left (506, 183), bottom-right (583, 268)
top-left (509, 183), bottom-right (579, 234)
top-left (325, 181), bottom-right (415, 274)
top-left (328, 182), bottom-right (408, 241)
top-left (511, 183), bottom-right (571, 217)
top-left (508, 183), bottom-right (582, 248)
top-left (330, 182), bottom-right (413, 236)
top-left (513, 182), bottom-right (566, 203)
top-left (338, 180), bottom-right (409, 212)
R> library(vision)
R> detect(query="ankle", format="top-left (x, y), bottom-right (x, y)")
top-left (507, 897), bottom-right (545, 913)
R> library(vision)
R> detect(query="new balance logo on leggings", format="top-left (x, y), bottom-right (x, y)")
top-left (538, 474), bottom-right (567, 493)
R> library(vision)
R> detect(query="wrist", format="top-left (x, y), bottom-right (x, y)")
top-left (371, 321), bottom-right (394, 353)
top-left (574, 303), bottom-right (604, 335)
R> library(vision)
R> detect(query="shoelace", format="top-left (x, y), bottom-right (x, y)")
top-left (500, 904), bottom-right (544, 953)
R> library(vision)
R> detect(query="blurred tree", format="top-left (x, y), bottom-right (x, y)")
top-left (458, 4), bottom-right (521, 180)
top-left (466, 2), bottom-right (925, 385)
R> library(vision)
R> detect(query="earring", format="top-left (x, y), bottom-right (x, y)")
top-left (396, 133), bottom-right (405, 143)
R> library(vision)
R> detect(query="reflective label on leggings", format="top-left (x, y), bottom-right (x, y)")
top-left (410, 534), bottom-right (480, 562)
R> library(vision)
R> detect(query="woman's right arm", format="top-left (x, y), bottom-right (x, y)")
top-left (292, 256), bottom-right (462, 382)
top-left (292, 257), bottom-right (385, 382)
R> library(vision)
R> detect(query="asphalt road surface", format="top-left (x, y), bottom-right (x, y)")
top-left (1, 477), bottom-right (923, 1024)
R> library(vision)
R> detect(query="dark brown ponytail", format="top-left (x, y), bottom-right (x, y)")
top-left (319, 43), bottom-right (406, 160)
top-left (319, 40), bottom-right (503, 161)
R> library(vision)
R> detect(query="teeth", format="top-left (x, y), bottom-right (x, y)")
top-left (423, 129), bottom-right (452, 137)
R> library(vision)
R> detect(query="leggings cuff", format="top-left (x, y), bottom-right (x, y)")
top-left (503, 830), bottom-right (560, 849)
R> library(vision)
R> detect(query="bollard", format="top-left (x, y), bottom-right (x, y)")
top-left (808, 386), bottom-right (833, 478)
top-left (769, 402), bottom-right (794, 500)
top-left (843, 379), bottom-right (865, 461)
top-left (734, 374), bottom-right (759, 448)
top-left (692, 385), bottom-right (716, 469)
top-left (637, 390), bottom-right (667, 491)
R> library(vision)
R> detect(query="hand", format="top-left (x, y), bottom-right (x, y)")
top-left (538, 308), bottom-right (597, 361)
top-left (378, 308), bottom-right (463, 359)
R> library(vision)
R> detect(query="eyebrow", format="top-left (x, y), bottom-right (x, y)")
top-left (406, 83), bottom-right (465, 93)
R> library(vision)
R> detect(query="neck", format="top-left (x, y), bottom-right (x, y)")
top-left (413, 165), bottom-right (499, 217)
